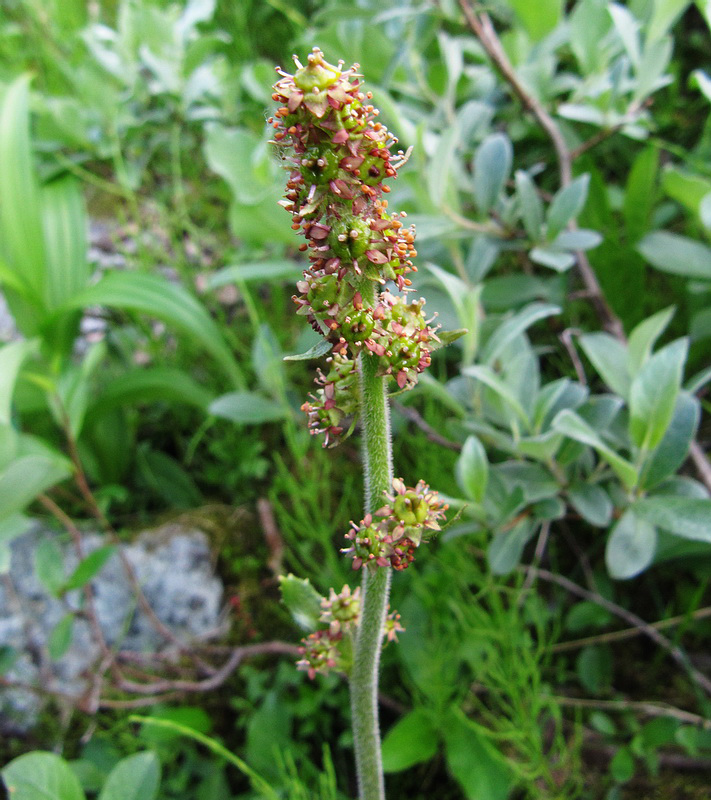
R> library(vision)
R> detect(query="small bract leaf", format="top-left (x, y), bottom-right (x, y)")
top-left (279, 573), bottom-right (324, 631)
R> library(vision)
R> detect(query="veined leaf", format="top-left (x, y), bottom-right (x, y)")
top-left (578, 332), bottom-right (631, 399)
top-left (278, 574), bottom-right (324, 632)
top-left (63, 271), bottom-right (244, 388)
top-left (627, 306), bottom-right (675, 376)
top-left (0, 339), bottom-right (38, 425)
top-left (462, 365), bottom-right (530, 428)
top-left (0, 76), bottom-right (47, 304)
top-left (633, 497), bottom-right (711, 541)
top-left (552, 409), bottom-right (638, 488)
top-left (606, 509), bottom-right (657, 579)
top-left (629, 338), bottom-right (688, 451)
top-left (480, 302), bottom-right (560, 366)
top-left (1, 752), bottom-right (85, 800)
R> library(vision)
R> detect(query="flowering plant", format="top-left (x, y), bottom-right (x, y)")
top-left (272, 48), bottom-right (459, 798)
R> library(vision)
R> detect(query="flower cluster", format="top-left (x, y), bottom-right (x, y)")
top-left (296, 584), bottom-right (403, 679)
top-left (301, 353), bottom-right (358, 447)
top-left (343, 478), bottom-right (448, 571)
top-left (271, 47), bottom-right (439, 445)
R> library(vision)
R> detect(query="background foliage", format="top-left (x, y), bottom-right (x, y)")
top-left (1, 0), bottom-right (711, 797)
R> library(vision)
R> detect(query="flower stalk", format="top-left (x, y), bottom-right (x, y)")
top-left (271, 48), bottom-right (451, 798)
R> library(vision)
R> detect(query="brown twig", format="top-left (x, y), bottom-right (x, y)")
top-left (394, 402), bottom-right (462, 451)
top-left (553, 604), bottom-right (711, 653)
top-left (557, 695), bottom-right (711, 728)
top-left (529, 565), bottom-right (711, 696)
top-left (559, 328), bottom-right (587, 386)
top-left (257, 498), bottom-right (284, 576)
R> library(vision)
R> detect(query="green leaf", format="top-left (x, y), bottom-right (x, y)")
top-left (662, 167), bottom-right (711, 215)
top-left (462, 365), bottom-right (530, 428)
top-left (552, 410), bottom-right (638, 489)
top-left (252, 324), bottom-right (284, 398)
top-left (577, 644), bottom-right (613, 693)
top-left (0, 453), bottom-right (72, 522)
top-left (473, 134), bottom-right (512, 214)
top-left (1, 752), bottom-right (85, 800)
top-left (488, 518), bottom-right (535, 575)
top-left (283, 339), bottom-right (333, 362)
top-left (629, 338), bottom-right (688, 451)
top-left (578, 332), bottom-right (631, 399)
top-left (35, 538), bottom-right (65, 597)
top-left (382, 709), bottom-right (439, 773)
top-left (0, 76), bottom-right (47, 307)
top-left (98, 752), bottom-right (160, 800)
top-left (63, 271), bottom-right (244, 388)
top-left (568, 483), bottom-right (613, 527)
top-left (480, 302), bottom-right (560, 366)
top-left (515, 170), bottom-right (544, 240)
top-left (456, 436), bottom-right (488, 503)
top-left (647, 0), bottom-right (692, 42)
top-left (48, 613), bottom-right (75, 660)
top-left (623, 146), bottom-right (658, 243)
top-left (610, 747), bottom-right (635, 784)
top-left (637, 232), bottom-right (711, 279)
top-left (642, 393), bottom-right (699, 489)
top-left (207, 260), bottom-right (304, 288)
top-left (209, 392), bottom-right (286, 425)
top-left (63, 546), bottom-right (116, 593)
top-left (129, 716), bottom-right (278, 798)
top-left (0, 339), bottom-right (39, 425)
top-left (92, 367), bottom-right (213, 414)
top-left (627, 306), bottom-right (675, 376)
top-left (529, 247), bottom-right (576, 272)
top-left (278, 574), bottom-right (324, 631)
top-left (509, 0), bottom-right (562, 40)
top-left (428, 124), bottom-right (460, 208)
top-left (552, 229), bottom-right (602, 251)
top-left (633, 497), bottom-right (711, 541)
top-left (41, 176), bottom-right (90, 310)
top-left (443, 707), bottom-right (513, 800)
top-left (546, 175), bottom-right (590, 240)
top-left (606, 509), bottom-right (657, 579)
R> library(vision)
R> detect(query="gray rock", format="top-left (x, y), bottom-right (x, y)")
top-left (0, 521), bottom-right (224, 730)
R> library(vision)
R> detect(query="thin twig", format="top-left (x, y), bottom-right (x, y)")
top-left (394, 402), bottom-right (462, 451)
top-left (529, 565), bottom-right (711, 696)
top-left (518, 521), bottom-right (550, 604)
top-left (553, 604), bottom-right (711, 653)
top-left (556, 696), bottom-right (711, 728)
top-left (257, 498), bottom-right (284, 576)
top-left (559, 328), bottom-right (587, 386)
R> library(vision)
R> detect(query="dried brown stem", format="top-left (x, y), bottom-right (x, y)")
top-left (557, 695), bottom-right (711, 728)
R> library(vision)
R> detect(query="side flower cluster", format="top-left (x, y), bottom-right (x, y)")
top-left (271, 47), bottom-right (439, 446)
top-left (343, 478), bottom-right (448, 571)
top-left (296, 585), bottom-right (404, 679)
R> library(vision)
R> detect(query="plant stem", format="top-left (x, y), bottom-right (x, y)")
top-left (350, 281), bottom-right (393, 800)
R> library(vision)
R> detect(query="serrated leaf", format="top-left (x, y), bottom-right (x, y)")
top-left (473, 134), bottom-right (512, 214)
top-left (606, 509), bottom-right (657, 579)
top-left (279, 574), bottom-right (324, 631)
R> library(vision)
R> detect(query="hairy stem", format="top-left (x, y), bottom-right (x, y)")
top-left (350, 281), bottom-right (393, 800)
